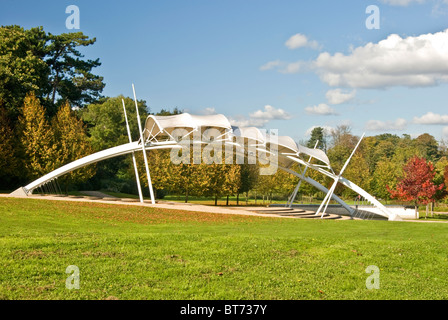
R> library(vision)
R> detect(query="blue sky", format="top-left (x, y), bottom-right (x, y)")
top-left (2, 0), bottom-right (448, 143)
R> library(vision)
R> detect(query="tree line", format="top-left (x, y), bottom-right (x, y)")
top-left (1, 25), bottom-right (447, 207)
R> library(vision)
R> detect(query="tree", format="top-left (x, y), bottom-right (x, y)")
top-left (327, 126), bottom-right (359, 175)
top-left (0, 26), bottom-right (49, 119)
top-left (444, 164), bottom-right (448, 196)
top-left (223, 164), bottom-right (241, 206)
top-left (52, 101), bottom-right (96, 192)
top-left (371, 157), bottom-right (402, 203)
top-left (434, 157), bottom-right (448, 201)
top-left (81, 96), bottom-right (149, 191)
top-left (254, 168), bottom-right (296, 204)
top-left (81, 96), bottom-right (148, 151)
top-left (201, 150), bottom-right (242, 206)
top-left (307, 127), bottom-right (327, 151)
top-left (17, 92), bottom-right (58, 180)
top-left (157, 107), bottom-right (183, 116)
top-left (342, 153), bottom-right (372, 198)
top-left (236, 164), bottom-right (259, 205)
top-left (45, 32), bottom-right (105, 110)
top-left (0, 26), bottom-right (104, 121)
top-left (295, 162), bottom-right (328, 199)
top-left (388, 156), bottom-right (443, 217)
top-left (329, 125), bottom-right (356, 149)
top-left (0, 108), bottom-right (19, 188)
top-left (413, 133), bottom-right (440, 163)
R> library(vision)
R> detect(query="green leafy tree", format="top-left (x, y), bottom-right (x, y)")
top-left (81, 96), bottom-right (149, 191)
top-left (81, 96), bottom-right (148, 151)
top-left (342, 153), bottom-right (372, 198)
top-left (307, 126), bottom-right (327, 151)
top-left (203, 163), bottom-right (241, 206)
top-left (413, 133), bottom-right (440, 163)
top-left (236, 164), bottom-right (259, 205)
top-left (296, 163), bottom-right (328, 199)
top-left (45, 32), bottom-right (105, 110)
top-left (0, 26), bottom-right (104, 121)
top-left (254, 168), bottom-right (295, 204)
top-left (0, 26), bottom-right (49, 119)
top-left (371, 157), bottom-right (402, 203)
top-left (223, 164), bottom-right (241, 205)
top-left (434, 157), bottom-right (448, 201)
top-left (0, 108), bottom-right (19, 188)
top-left (157, 107), bottom-right (183, 116)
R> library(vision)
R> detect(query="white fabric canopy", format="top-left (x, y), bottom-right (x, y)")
top-left (232, 126), bottom-right (265, 144)
top-left (143, 113), bottom-right (331, 167)
top-left (297, 144), bottom-right (330, 166)
top-left (144, 113), bottom-right (232, 142)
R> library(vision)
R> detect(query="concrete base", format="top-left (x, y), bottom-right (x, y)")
top-left (9, 187), bottom-right (28, 197)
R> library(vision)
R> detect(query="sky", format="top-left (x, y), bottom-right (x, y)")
top-left (1, 0), bottom-right (448, 144)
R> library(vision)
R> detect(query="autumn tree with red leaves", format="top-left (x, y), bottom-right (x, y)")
top-left (444, 164), bottom-right (448, 195)
top-left (387, 156), bottom-right (443, 218)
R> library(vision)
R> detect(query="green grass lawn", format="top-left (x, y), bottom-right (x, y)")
top-left (1, 197), bottom-right (448, 300)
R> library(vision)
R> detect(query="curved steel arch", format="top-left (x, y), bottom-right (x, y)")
top-left (10, 110), bottom-right (399, 221)
top-left (11, 139), bottom-right (398, 220)
top-left (19, 141), bottom-right (347, 212)
top-left (19, 142), bottom-right (179, 195)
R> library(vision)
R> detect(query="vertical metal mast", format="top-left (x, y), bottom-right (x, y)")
top-left (132, 84), bottom-right (156, 204)
top-left (315, 133), bottom-right (365, 218)
top-left (286, 140), bottom-right (319, 208)
top-left (122, 99), bottom-right (144, 203)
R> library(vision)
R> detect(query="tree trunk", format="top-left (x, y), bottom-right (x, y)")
top-left (236, 193), bottom-right (239, 206)
top-left (214, 195), bottom-right (218, 206)
top-left (185, 189), bottom-right (189, 203)
top-left (226, 195), bottom-right (229, 206)
top-left (52, 72), bottom-right (60, 105)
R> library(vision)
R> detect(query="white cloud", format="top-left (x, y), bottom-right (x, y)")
top-left (305, 103), bottom-right (338, 116)
top-left (285, 33), bottom-right (319, 50)
top-left (432, 0), bottom-right (448, 15)
top-left (443, 126), bottom-right (448, 138)
top-left (259, 60), bottom-right (282, 71)
top-left (229, 105), bottom-right (292, 128)
top-left (413, 111), bottom-right (448, 124)
top-left (380, 0), bottom-right (425, 6)
top-left (250, 105), bottom-right (291, 121)
top-left (279, 61), bottom-right (304, 74)
top-left (260, 60), bottom-right (307, 74)
top-left (200, 107), bottom-right (217, 115)
top-left (313, 29), bottom-right (448, 88)
top-left (325, 89), bottom-right (356, 105)
top-left (365, 118), bottom-right (407, 131)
